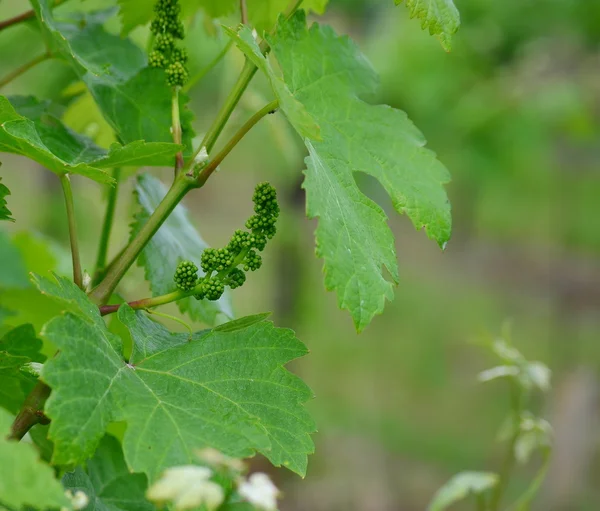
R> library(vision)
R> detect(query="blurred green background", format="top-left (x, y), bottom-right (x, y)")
top-left (1, 0), bottom-right (599, 509)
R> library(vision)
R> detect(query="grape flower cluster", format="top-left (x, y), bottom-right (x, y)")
top-left (172, 182), bottom-right (280, 301)
top-left (149, 0), bottom-right (188, 87)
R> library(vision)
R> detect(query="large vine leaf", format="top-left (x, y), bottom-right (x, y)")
top-left (0, 408), bottom-right (69, 510)
top-left (117, 0), bottom-right (329, 35)
top-left (0, 176), bottom-right (14, 222)
top-left (267, 12), bottom-right (451, 331)
top-left (37, 276), bottom-right (315, 478)
top-left (394, 0), bottom-right (460, 52)
top-left (0, 96), bottom-right (183, 182)
top-left (30, 2), bottom-right (145, 80)
top-left (131, 173), bottom-right (232, 326)
top-left (225, 25), bottom-right (320, 140)
top-left (85, 68), bottom-right (195, 153)
top-left (63, 435), bottom-right (154, 511)
top-left (0, 95), bottom-right (112, 184)
top-left (0, 324), bottom-right (45, 414)
top-left (31, 0), bottom-right (195, 156)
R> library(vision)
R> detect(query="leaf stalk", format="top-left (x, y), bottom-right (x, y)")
top-left (8, 382), bottom-right (51, 440)
top-left (195, 99), bottom-right (279, 187)
top-left (60, 173), bottom-right (83, 290)
top-left (93, 168), bottom-right (121, 286)
top-left (0, 52), bottom-right (51, 89)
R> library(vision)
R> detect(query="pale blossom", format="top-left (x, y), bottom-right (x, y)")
top-left (146, 465), bottom-right (224, 511)
top-left (238, 472), bottom-right (280, 510)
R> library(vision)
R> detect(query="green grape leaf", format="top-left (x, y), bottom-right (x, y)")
top-left (63, 435), bottom-right (153, 511)
top-left (93, 141), bottom-right (184, 169)
top-left (0, 408), bottom-right (69, 510)
top-left (0, 176), bottom-right (14, 222)
top-left (62, 88), bottom-right (116, 149)
top-left (224, 25), bottom-right (320, 140)
top-left (1, 95), bottom-right (183, 181)
top-left (38, 276), bottom-right (315, 477)
top-left (268, 12), bottom-right (451, 331)
top-left (30, 1), bottom-right (146, 80)
top-left (117, 0), bottom-right (329, 35)
top-left (0, 324), bottom-right (44, 414)
top-left (30, 0), bottom-right (195, 156)
top-left (394, 0), bottom-right (460, 52)
top-left (131, 173), bottom-right (232, 326)
top-left (0, 95), bottom-right (112, 184)
top-left (85, 68), bottom-right (195, 155)
top-left (428, 471), bottom-right (498, 511)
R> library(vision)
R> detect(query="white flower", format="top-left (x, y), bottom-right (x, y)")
top-left (146, 465), bottom-right (224, 511)
top-left (196, 447), bottom-right (245, 472)
top-left (238, 473), bottom-right (280, 511)
top-left (64, 490), bottom-right (89, 510)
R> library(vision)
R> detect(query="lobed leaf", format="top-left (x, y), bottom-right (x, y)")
top-left (63, 435), bottom-right (153, 511)
top-left (0, 408), bottom-right (69, 510)
top-left (132, 173), bottom-right (233, 326)
top-left (0, 95), bottom-right (112, 184)
top-left (267, 12), bottom-right (451, 331)
top-left (36, 276), bottom-right (315, 478)
top-left (0, 96), bottom-right (184, 183)
top-left (394, 0), bottom-right (460, 51)
top-left (30, 2), bottom-right (145, 80)
top-left (31, 0), bottom-right (195, 158)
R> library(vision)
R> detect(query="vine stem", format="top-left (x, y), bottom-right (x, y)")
top-left (93, 168), bottom-right (121, 286)
top-left (489, 382), bottom-right (522, 511)
top-left (189, 58), bottom-right (259, 163)
top-left (195, 100), bottom-right (279, 186)
top-left (0, 0), bottom-right (66, 32)
top-left (0, 52), bottom-right (51, 89)
top-left (182, 40), bottom-right (233, 93)
top-left (172, 87), bottom-right (184, 172)
top-left (89, 175), bottom-right (194, 305)
top-left (60, 174), bottom-right (83, 290)
top-left (240, 0), bottom-right (248, 24)
top-left (8, 382), bottom-right (51, 440)
top-left (506, 449), bottom-right (552, 511)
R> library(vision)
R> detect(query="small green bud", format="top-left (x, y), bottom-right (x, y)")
top-left (203, 277), bottom-right (225, 301)
top-left (155, 33), bottom-right (175, 52)
top-left (174, 260), bottom-right (198, 291)
top-left (227, 268), bottom-right (246, 290)
top-left (243, 250), bottom-right (262, 272)
top-left (200, 248), bottom-right (219, 273)
top-left (166, 60), bottom-right (188, 87)
top-left (171, 47), bottom-right (188, 64)
top-left (149, 50), bottom-right (169, 68)
top-left (228, 230), bottom-right (251, 252)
